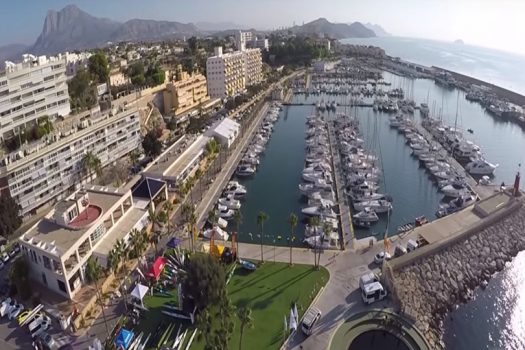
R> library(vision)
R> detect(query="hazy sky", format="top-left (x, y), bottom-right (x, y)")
top-left (2, 0), bottom-right (525, 55)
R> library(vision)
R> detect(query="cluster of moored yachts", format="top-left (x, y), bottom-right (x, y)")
top-left (332, 115), bottom-right (394, 230)
top-left (389, 114), bottom-right (494, 218)
top-left (299, 115), bottom-right (340, 249)
top-left (203, 104), bottom-right (283, 241)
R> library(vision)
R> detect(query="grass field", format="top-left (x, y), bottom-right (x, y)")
top-left (192, 262), bottom-right (329, 350)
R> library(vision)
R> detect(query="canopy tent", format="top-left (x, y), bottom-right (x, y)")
top-left (166, 237), bottom-right (182, 249)
top-left (115, 328), bottom-right (134, 350)
top-left (146, 256), bottom-right (167, 280)
top-left (130, 283), bottom-right (149, 304)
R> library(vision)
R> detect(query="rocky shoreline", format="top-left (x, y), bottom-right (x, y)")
top-left (392, 205), bottom-right (525, 349)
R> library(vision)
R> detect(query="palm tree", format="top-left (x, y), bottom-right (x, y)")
top-left (129, 149), bottom-right (140, 167)
top-left (85, 257), bottom-right (110, 338)
top-left (288, 213), bottom-right (298, 266)
top-left (320, 222), bottom-right (331, 269)
top-left (309, 216), bottom-right (320, 268)
top-left (147, 207), bottom-right (162, 255)
top-left (182, 203), bottom-right (197, 252)
top-left (256, 211), bottom-right (268, 262)
top-left (163, 201), bottom-right (174, 236)
top-left (237, 306), bottom-right (254, 350)
top-left (82, 151), bottom-right (102, 182)
top-left (233, 210), bottom-right (242, 256)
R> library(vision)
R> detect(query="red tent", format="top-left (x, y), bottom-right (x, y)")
top-left (146, 257), bottom-right (166, 280)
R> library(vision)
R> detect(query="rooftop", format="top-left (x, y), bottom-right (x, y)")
top-left (21, 187), bottom-right (126, 256)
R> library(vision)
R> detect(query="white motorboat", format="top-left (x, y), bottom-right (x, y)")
top-left (478, 175), bottom-right (492, 186)
top-left (301, 204), bottom-right (336, 218)
top-left (346, 181), bottom-right (379, 193)
top-left (218, 196), bottom-right (241, 210)
top-left (353, 200), bottom-right (393, 213)
top-left (441, 183), bottom-right (469, 198)
top-left (223, 182), bottom-right (247, 198)
top-left (202, 226), bottom-right (229, 241)
top-left (349, 191), bottom-right (390, 203)
top-left (218, 205), bottom-right (235, 219)
top-left (302, 171), bottom-right (326, 183)
top-left (308, 196), bottom-right (335, 208)
top-left (353, 208), bottom-right (379, 222)
top-left (303, 235), bottom-right (334, 249)
top-left (236, 165), bottom-right (256, 177)
top-left (465, 158), bottom-right (498, 175)
top-left (312, 177), bottom-right (332, 190)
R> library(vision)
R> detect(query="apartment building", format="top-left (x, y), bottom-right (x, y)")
top-left (234, 30), bottom-right (254, 50)
top-left (163, 66), bottom-right (210, 116)
top-left (19, 185), bottom-right (152, 299)
top-left (206, 47), bottom-right (246, 98)
top-left (63, 51), bottom-right (92, 78)
top-left (206, 46), bottom-right (263, 98)
top-left (0, 54), bottom-right (71, 142)
top-left (0, 108), bottom-right (141, 217)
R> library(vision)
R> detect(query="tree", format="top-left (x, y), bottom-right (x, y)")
top-left (187, 36), bottom-right (199, 54)
top-left (237, 307), bottom-right (254, 350)
top-left (85, 257), bottom-right (110, 338)
top-left (182, 203), bottom-right (197, 252)
top-left (142, 130), bottom-right (162, 157)
top-left (288, 213), bottom-right (298, 266)
top-left (129, 150), bottom-right (141, 167)
top-left (88, 52), bottom-right (109, 84)
top-left (256, 211), bottom-right (268, 262)
top-left (0, 193), bottom-right (22, 238)
top-left (205, 138), bottom-right (220, 158)
top-left (9, 256), bottom-right (31, 300)
top-left (320, 222), bottom-right (331, 269)
top-left (68, 68), bottom-right (97, 112)
top-left (163, 201), bottom-right (174, 236)
top-left (146, 64), bottom-right (165, 86)
top-left (82, 151), bottom-right (102, 182)
top-left (309, 216), bottom-right (320, 268)
top-left (148, 207), bottom-right (162, 256)
top-left (233, 210), bottom-right (242, 256)
top-left (127, 62), bottom-right (146, 86)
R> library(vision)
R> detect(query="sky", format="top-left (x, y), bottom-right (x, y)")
top-left (1, 0), bottom-right (525, 55)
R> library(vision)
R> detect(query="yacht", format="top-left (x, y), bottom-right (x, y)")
top-left (218, 196), bottom-right (241, 210)
top-left (441, 183), bottom-right (469, 198)
top-left (202, 226), bottom-right (230, 241)
top-left (465, 158), bottom-right (498, 175)
top-left (352, 208), bottom-right (379, 222)
top-left (353, 200), bottom-right (393, 213)
top-left (301, 204), bottom-right (337, 218)
top-left (308, 193), bottom-right (335, 207)
top-left (236, 165), bottom-right (256, 177)
top-left (217, 205), bottom-right (235, 220)
top-left (223, 181), bottom-right (247, 198)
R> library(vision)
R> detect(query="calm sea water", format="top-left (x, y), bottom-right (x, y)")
top-left (341, 36), bottom-right (525, 95)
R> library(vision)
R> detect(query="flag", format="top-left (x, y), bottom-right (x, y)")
top-left (289, 309), bottom-right (297, 331)
top-left (293, 303), bottom-right (299, 324)
top-left (284, 315), bottom-right (288, 333)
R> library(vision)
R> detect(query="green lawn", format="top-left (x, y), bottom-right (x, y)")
top-left (192, 262), bottom-right (329, 350)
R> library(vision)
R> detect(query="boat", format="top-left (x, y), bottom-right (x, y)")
top-left (441, 183), bottom-right (469, 198)
top-left (203, 226), bottom-right (229, 241)
top-left (217, 205), bottom-right (235, 220)
top-left (353, 200), bottom-right (393, 213)
top-left (218, 196), bottom-right (241, 210)
top-left (236, 165), bottom-right (256, 177)
top-left (301, 204), bottom-right (336, 218)
top-left (239, 259), bottom-right (256, 271)
top-left (478, 175), bottom-right (492, 186)
top-left (352, 220), bottom-right (372, 229)
top-left (465, 158), bottom-right (498, 175)
top-left (352, 208), bottom-right (379, 222)
top-left (224, 181), bottom-right (247, 198)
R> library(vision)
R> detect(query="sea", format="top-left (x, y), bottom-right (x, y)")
top-left (222, 36), bottom-right (525, 349)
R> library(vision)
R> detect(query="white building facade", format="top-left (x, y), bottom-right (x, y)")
top-left (206, 47), bottom-right (263, 98)
top-left (0, 109), bottom-right (141, 217)
top-left (0, 54), bottom-right (71, 141)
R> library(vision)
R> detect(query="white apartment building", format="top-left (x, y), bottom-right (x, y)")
top-left (19, 185), bottom-right (151, 299)
top-left (248, 38), bottom-right (269, 51)
top-left (206, 47), bottom-right (245, 98)
top-left (63, 51), bottom-right (92, 78)
top-left (0, 54), bottom-right (71, 141)
top-left (206, 47), bottom-right (263, 98)
top-left (0, 108), bottom-right (141, 217)
top-left (235, 31), bottom-right (254, 50)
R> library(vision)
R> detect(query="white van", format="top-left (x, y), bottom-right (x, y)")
top-left (359, 272), bottom-right (379, 290)
top-left (361, 282), bottom-right (387, 305)
top-left (407, 239), bottom-right (418, 252)
top-left (301, 307), bottom-right (321, 336)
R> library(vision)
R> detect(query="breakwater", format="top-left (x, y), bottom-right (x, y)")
top-left (384, 195), bottom-right (524, 349)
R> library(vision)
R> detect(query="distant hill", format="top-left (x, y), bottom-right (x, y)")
top-left (0, 43), bottom-right (28, 63)
top-left (196, 21), bottom-right (248, 32)
top-left (289, 18), bottom-right (376, 39)
top-left (363, 23), bottom-right (390, 37)
top-left (28, 4), bottom-right (199, 55)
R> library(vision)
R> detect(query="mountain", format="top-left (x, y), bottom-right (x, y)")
top-left (290, 18), bottom-right (375, 39)
top-left (196, 22), bottom-right (248, 32)
top-left (363, 23), bottom-right (390, 37)
top-left (29, 4), bottom-right (199, 55)
top-left (0, 43), bottom-right (28, 63)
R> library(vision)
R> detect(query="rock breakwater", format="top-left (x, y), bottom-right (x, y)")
top-left (392, 205), bottom-right (525, 349)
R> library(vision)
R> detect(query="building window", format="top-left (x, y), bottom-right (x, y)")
top-left (90, 224), bottom-right (106, 243)
top-left (57, 279), bottom-right (67, 293)
top-left (43, 256), bottom-right (51, 270)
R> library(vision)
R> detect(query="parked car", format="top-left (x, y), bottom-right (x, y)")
top-left (38, 332), bottom-right (56, 350)
top-left (407, 239), bottom-right (419, 252)
top-left (374, 251), bottom-right (391, 265)
top-left (0, 261), bottom-right (4, 270)
top-left (394, 245), bottom-right (407, 258)
top-left (301, 307), bottom-right (322, 336)
top-left (361, 282), bottom-right (388, 305)
top-left (1, 253), bottom-right (9, 263)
